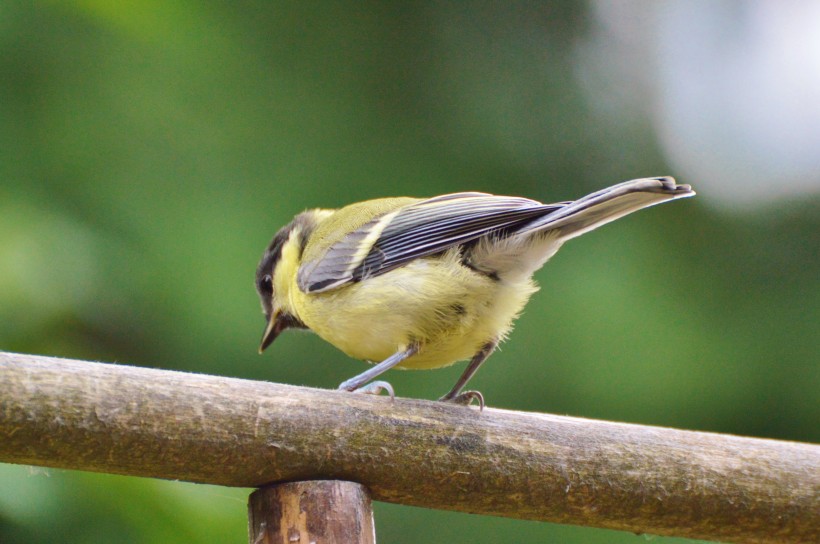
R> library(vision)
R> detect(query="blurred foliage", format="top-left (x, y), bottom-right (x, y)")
top-left (1, 1), bottom-right (817, 543)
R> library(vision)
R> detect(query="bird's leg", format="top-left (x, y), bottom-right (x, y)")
top-left (338, 343), bottom-right (419, 398)
top-left (438, 340), bottom-right (498, 408)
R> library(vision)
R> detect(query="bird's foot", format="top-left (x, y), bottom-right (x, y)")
top-left (439, 390), bottom-right (484, 410)
top-left (339, 380), bottom-right (395, 400)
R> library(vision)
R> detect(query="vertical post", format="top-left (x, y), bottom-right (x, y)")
top-left (248, 480), bottom-right (376, 544)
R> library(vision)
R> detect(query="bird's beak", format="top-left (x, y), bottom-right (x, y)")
top-left (259, 311), bottom-right (285, 354)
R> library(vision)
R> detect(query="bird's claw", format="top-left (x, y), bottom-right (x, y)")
top-left (340, 380), bottom-right (395, 400)
top-left (439, 390), bottom-right (485, 410)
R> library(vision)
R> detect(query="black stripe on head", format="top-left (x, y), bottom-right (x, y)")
top-left (255, 211), bottom-right (319, 319)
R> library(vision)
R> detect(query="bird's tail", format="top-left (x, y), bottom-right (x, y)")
top-left (521, 176), bottom-right (695, 241)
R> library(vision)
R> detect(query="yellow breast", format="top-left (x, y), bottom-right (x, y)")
top-left (288, 248), bottom-right (538, 369)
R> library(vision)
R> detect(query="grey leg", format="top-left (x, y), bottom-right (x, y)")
top-left (438, 340), bottom-right (497, 407)
top-left (338, 344), bottom-right (419, 395)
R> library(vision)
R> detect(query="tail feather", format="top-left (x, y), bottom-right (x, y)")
top-left (521, 176), bottom-right (695, 241)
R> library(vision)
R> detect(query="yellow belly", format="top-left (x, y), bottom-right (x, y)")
top-left (290, 249), bottom-right (538, 369)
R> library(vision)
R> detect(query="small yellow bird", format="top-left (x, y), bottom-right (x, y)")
top-left (256, 177), bottom-right (694, 406)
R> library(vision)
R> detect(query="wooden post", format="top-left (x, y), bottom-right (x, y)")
top-left (249, 480), bottom-right (375, 544)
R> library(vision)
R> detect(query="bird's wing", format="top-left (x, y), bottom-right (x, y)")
top-left (297, 192), bottom-right (559, 293)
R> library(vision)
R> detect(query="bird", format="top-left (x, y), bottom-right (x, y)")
top-left (256, 176), bottom-right (694, 406)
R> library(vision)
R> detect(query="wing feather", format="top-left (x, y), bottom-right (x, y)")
top-left (298, 193), bottom-right (560, 293)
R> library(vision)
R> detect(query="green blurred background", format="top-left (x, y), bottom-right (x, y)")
top-left (1, 1), bottom-right (818, 542)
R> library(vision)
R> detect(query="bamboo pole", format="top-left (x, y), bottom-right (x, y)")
top-left (248, 481), bottom-right (375, 544)
top-left (1, 351), bottom-right (818, 543)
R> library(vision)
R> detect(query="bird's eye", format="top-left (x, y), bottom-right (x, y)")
top-left (259, 274), bottom-right (273, 294)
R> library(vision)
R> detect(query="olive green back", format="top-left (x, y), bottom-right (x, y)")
top-left (302, 196), bottom-right (420, 264)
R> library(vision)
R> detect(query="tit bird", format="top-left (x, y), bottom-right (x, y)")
top-left (256, 177), bottom-right (694, 406)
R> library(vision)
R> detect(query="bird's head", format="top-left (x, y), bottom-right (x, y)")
top-left (255, 209), bottom-right (331, 353)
